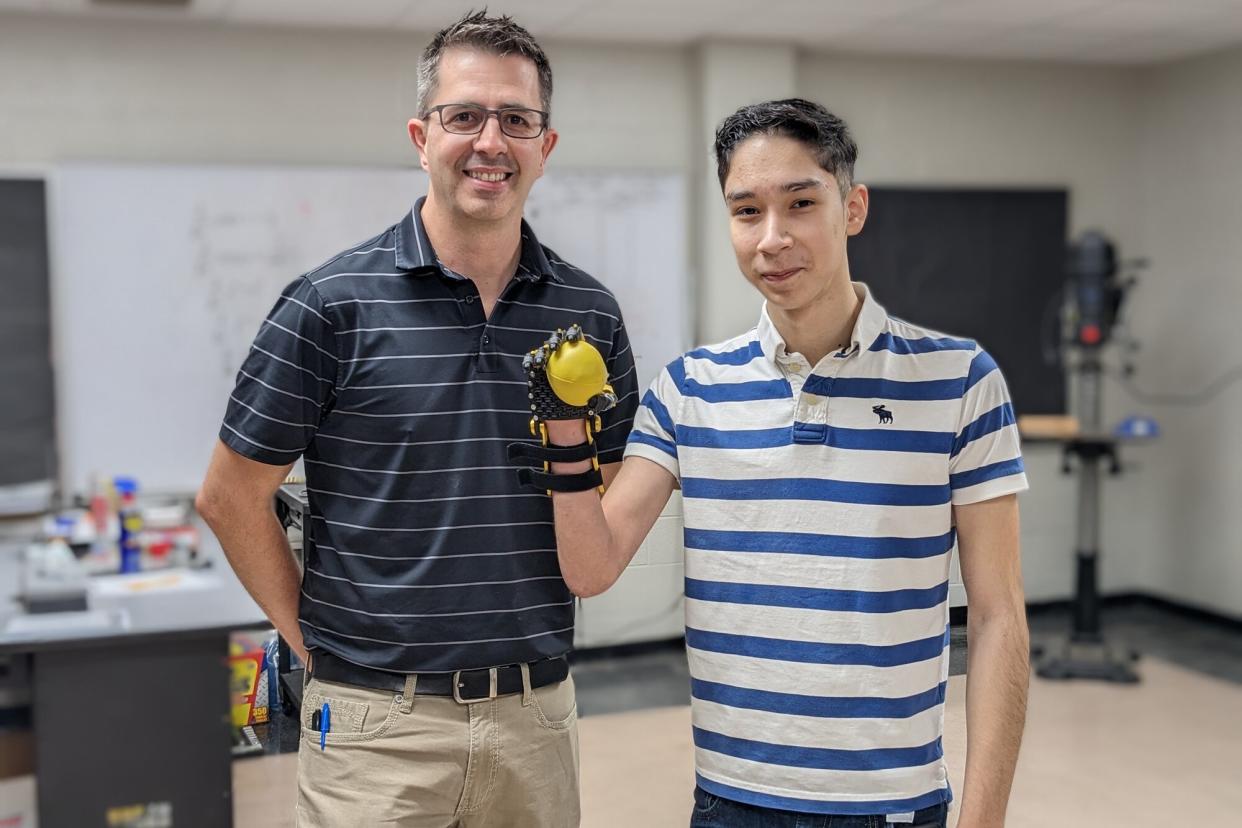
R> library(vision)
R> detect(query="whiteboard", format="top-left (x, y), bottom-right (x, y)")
top-left (51, 163), bottom-right (689, 494)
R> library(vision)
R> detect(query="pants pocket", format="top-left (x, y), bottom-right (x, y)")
top-left (300, 677), bottom-right (400, 745)
top-left (691, 786), bottom-right (720, 816)
top-left (906, 802), bottom-right (949, 827)
top-left (530, 675), bottom-right (577, 730)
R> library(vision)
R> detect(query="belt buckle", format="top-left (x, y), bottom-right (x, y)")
top-left (452, 667), bottom-right (499, 704)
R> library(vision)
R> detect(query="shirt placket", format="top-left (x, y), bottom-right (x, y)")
top-left (476, 273), bottom-right (533, 375)
top-left (452, 279), bottom-right (494, 374)
top-left (783, 349), bottom-right (851, 444)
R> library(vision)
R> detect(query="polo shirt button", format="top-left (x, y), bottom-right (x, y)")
top-left (481, 335), bottom-right (490, 345)
top-left (464, 295), bottom-right (476, 304)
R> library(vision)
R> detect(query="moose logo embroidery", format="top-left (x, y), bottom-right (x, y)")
top-left (872, 404), bottom-right (893, 424)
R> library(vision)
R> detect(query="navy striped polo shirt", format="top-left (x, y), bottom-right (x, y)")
top-left (219, 197), bottom-right (639, 673)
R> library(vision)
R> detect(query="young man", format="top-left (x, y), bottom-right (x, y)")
top-left (535, 99), bottom-right (1029, 827)
top-left (196, 11), bottom-right (637, 827)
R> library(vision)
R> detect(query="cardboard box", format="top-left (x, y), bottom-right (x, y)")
top-left (0, 730), bottom-right (33, 779)
top-left (0, 775), bottom-right (37, 828)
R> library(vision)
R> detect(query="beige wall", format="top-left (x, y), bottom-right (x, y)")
top-left (797, 55), bottom-right (1144, 241)
top-left (0, 15), bottom-right (692, 170)
top-left (796, 47), bottom-right (1242, 617)
top-left (1124, 46), bottom-right (1242, 617)
top-left (0, 17), bottom-right (420, 167)
top-left (798, 53), bottom-right (1148, 602)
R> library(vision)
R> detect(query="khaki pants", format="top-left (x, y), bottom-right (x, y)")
top-left (295, 671), bottom-right (580, 827)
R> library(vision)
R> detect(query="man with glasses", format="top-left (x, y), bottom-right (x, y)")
top-left (197, 10), bottom-right (638, 827)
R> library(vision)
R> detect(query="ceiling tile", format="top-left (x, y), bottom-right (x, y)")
top-left (547, 0), bottom-right (944, 43)
top-left (10, 0), bottom-right (1242, 65)
top-left (1049, 0), bottom-right (1241, 37)
top-left (224, 0), bottom-right (413, 28)
top-left (821, 18), bottom-right (1006, 50)
top-left (1077, 29), bottom-right (1242, 63)
top-left (41, 0), bottom-right (231, 21)
top-left (914, 0), bottom-right (1118, 26)
top-left (393, 0), bottom-right (590, 34)
top-left (725, 0), bottom-right (938, 41)
top-left (544, 0), bottom-right (737, 43)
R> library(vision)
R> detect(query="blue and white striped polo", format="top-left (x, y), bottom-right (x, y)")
top-left (624, 282), bottom-right (1027, 815)
top-left (220, 198), bottom-right (638, 674)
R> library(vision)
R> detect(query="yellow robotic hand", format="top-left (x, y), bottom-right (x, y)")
top-left (510, 324), bottom-right (618, 495)
top-left (522, 323), bottom-right (617, 442)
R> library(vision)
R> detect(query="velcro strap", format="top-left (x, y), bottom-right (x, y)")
top-left (517, 466), bottom-right (603, 493)
top-left (507, 440), bottom-right (598, 464)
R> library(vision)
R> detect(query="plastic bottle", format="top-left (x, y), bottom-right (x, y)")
top-left (87, 474), bottom-right (119, 573)
top-left (115, 476), bottom-right (143, 574)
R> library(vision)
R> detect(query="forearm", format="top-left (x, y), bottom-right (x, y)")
top-left (545, 420), bottom-right (629, 597)
top-left (550, 488), bottom-right (630, 597)
top-left (201, 499), bottom-right (307, 661)
top-left (957, 609), bottom-right (1030, 827)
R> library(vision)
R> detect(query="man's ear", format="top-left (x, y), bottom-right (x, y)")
top-left (408, 118), bottom-right (431, 173)
top-left (538, 127), bottom-right (559, 174)
top-left (844, 183), bottom-right (869, 237)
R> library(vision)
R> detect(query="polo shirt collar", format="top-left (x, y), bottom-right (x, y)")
top-left (756, 281), bottom-right (889, 363)
top-left (515, 223), bottom-right (560, 283)
top-left (756, 303), bottom-right (788, 363)
top-left (851, 281), bottom-right (889, 353)
top-left (395, 196), bottom-right (561, 283)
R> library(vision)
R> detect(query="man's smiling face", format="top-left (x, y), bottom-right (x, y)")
top-left (411, 47), bottom-right (557, 225)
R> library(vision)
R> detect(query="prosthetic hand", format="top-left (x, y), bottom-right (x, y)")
top-left (507, 324), bottom-right (617, 494)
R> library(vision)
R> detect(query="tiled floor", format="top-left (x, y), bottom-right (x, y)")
top-left (234, 602), bottom-right (1242, 827)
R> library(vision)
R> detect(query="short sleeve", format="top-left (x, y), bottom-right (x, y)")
top-left (949, 347), bottom-right (1028, 505)
top-left (623, 356), bottom-right (685, 480)
top-left (594, 319), bottom-right (640, 465)
top-left (219, 276), bottom-right (338, 465)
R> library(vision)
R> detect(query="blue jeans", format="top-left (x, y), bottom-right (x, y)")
top-left (689, 786), bottom-right (949, 828)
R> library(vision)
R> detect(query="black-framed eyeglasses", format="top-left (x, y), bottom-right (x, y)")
top-left (423, 104), bottom-right (549, 139)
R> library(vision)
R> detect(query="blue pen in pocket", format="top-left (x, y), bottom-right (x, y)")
top-left (320, 702), bottom-right (330, 751)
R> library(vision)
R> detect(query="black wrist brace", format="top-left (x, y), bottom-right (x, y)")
top-left (508, 431), bottom-right (605, 496)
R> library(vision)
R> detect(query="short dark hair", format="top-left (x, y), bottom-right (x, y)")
top-left (417, 9), bottom-right (553, 119)
top-left (714, 98), bottom-right (858, 196)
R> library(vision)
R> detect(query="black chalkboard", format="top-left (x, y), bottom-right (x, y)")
top-left (848, 187), bottom-right (1068, 415)
top-left (0, 179), bottom-right (55, 487)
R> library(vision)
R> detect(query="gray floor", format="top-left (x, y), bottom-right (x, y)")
top-left (245, 600), bottom-right (1241, 757)
top-left (1029, 600), bottom-right (1242, 685)
top-left (571, 644), bottom-right (692, 717)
